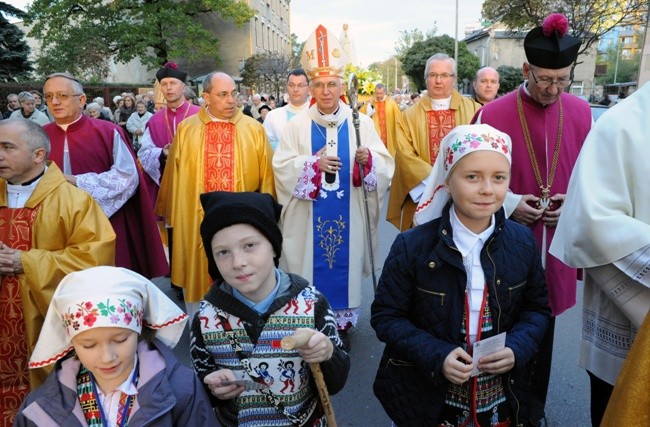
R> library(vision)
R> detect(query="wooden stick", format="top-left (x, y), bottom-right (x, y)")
top-left (281, 330), bottom-right (337, 427)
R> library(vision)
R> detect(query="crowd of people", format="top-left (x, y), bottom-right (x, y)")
top-left (0, 12), bottom-right (648, 427)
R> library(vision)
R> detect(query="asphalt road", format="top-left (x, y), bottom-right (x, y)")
top-left (156, 194), bottom-right (591, 426)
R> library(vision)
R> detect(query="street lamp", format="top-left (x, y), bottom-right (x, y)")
top-left (613, 36), bottom-right (622, 84)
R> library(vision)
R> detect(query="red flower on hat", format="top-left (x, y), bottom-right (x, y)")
top-left (84, 313), bottom-right (97, 327)
top-left (543, 13), bottom-right (569, 37)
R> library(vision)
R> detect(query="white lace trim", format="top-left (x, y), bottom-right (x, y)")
top-left (292, 156), bottom-right (319, 200)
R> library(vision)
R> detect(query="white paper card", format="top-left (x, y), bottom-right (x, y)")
top-left (471, 332), bottom-right (506, 377)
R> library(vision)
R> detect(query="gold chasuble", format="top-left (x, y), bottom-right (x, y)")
top-left (156, 108), bottom-right (275, 302)
top-left (0, 208), bottom-right (37, 424)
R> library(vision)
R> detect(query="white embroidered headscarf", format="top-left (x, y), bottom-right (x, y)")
top-left (29, 266), bottom-right (188, 368)
top-left (414, 124), bottom-right (512, 226)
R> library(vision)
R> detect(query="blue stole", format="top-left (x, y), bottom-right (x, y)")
top-left (310, 119), bottom-right (351, 309)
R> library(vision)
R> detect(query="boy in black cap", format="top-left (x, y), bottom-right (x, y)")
top-left (190, 191), bottom-right (349, 427)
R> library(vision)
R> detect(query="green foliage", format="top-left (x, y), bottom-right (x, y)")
top-left (290, 33), bottom-right (305, 69)
top-left (595, 44), bottom-right (641, 85)
top-left (394, 27), bottom-right (438, 60)
top-left (241, 52), bottom-right (290, 99)
top-left (481, 0), bottom-right (649, 67)
top-left (25, 0), bottom-right (255, 79)
top-left (496, 65), bottom-right (523, 94)
top-left (0, 2), bottom-right (34, 81)
top-left (401, 35), bottom-right (480, 91)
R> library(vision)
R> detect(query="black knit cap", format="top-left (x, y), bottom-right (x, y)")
top-left (524, 13), bottom-right (581, 69)
top-left (200, 191), bottom-right (283, 282)
top-left (155, 61), bottom-right (187, 83)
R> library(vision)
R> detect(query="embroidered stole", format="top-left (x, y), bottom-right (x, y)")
top-left (204, 121), bottom-right (236, 192)
top-left (426, 110), bottom-right (455, 164)
top-left (310, 119), bottom-right (351, 309)
top-left (0, 207), bottom-right (37, 426)
top-left (77, 367), bottom-right (136, 426)
top-left (376, 101), bottom-right (387, 146)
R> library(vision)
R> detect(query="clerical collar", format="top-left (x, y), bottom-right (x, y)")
top-left (8, 167), bottom-right (46, 186)
top-left (317, 105), bottom-right (340, 123)
top-left (168, 100), bottom-right (186, 113)
top-left (205, 108), bottom-right (230, 122)
top-left (429, 96), bottom-right (451, 110)
top-left (56, 114), bottom-right (83, 131)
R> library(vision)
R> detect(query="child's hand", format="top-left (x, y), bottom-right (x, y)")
top-left (477, 347), bottom-right (515, 374)
top-left (442, 347), bottom-right (474, 385)
top-left (204, 369), bottom-right (245, 400)
top-left (294, 327), bottom-right (334, 363)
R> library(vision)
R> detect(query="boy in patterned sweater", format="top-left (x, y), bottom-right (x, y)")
top-left (190, 191), bottom-right (350, 427)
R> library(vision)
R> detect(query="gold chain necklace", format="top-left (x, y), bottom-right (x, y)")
top-left (516, 90), bottom-right (563, 209)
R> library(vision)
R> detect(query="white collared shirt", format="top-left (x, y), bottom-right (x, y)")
top-left (450, 206), bottom-right (495, 344)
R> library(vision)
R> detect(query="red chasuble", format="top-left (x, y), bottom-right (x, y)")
top-left (0, 208), bottom-right (36, 425)
top-left (426, 110), bottom-right (455, 165)
top-left (44, 116), bottom-right (168, 278)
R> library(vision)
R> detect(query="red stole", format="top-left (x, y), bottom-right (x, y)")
top-left (204, 122), bottom-right (235, 192)
top-left (376, 101), bottom-right (387, 146)
top-left (426, 110), bottom-right (455, 164)
top-left (0, 207), bottom-right (38, 425)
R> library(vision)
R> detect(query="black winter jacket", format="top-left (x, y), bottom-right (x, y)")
top-left (371, 205), bottom-right (550, 426)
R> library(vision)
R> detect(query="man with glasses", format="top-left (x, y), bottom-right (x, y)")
top-left (263, 68), bottom-right (310, 150)
top-left (156, 71), bottom-right (275, 320)
top-left (387, 53), bottom-right (480, 231)
top-left (474, 13), bottom-right (592, 423)
top-left (274, 25), bottom-right (394, 351)
top-left (42, 72), bottom-right (168, 280)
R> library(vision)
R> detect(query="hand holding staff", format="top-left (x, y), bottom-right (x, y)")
top-left (281, 329), bottom-right (337, 427)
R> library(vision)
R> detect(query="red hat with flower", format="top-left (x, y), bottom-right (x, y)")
top-left (524, 13), bottom-right (581, 69)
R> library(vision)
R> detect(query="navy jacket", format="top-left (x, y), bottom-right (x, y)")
top-left (371, 205), bottom-right (550, 426)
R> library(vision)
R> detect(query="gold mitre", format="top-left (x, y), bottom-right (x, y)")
top-left (301, 24), bottom-right (348, 80)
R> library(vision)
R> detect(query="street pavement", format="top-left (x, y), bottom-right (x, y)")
top-left (155, 193), bottom-right (591, 426)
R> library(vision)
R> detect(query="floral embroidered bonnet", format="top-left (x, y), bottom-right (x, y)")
top-left (29, 266), bottom-right (188, 368)
top-left (414, 124), bottom-right (512, 226)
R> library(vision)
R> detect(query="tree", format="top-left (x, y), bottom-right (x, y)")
top-left (595, 43), bottom-right (641, 85)
top-left (0, 2), bottom-right (34, 81)
top-left (290, 33), bottom-right (305, 69)
top-left (394, 27), bottom-right (438, 60)
top-left (241, 52), bottom-right (290, 100)
top-left (482, 0), bottom-right (649, 67)
top-left (496, 65), bottom-right (524, 94)
top-left (25, 0), bottom-right (255, 79)
top-left (401, 35), bottom-right (480, 91)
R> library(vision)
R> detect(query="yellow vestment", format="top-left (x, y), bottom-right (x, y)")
top-left (386, 91), bottom-right (480, 230)
top-left (0, 162), bottom-right (115, 388)
top-left (156, 108), bottom-right (276, 302)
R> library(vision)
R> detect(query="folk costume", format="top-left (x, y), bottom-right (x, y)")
top-left (474, 13), bottom-right (590, 420)
top-left (273, 25), bottom-right (394, 330)
top-left (0, 163), bottom-right (115, 423)
top-left (373, 125), bottom-right (550, 426)
top-left (191, 191), bottom-right (349, 427)
top-left (138, 62), bottom-right (201, 206)
top-left (550, 83), bottom-right (650, 424)
top-left (263, 101), bottom-right (309, 150)
top-left (17, 267), bottom-right (218, 427)
top-left (155, 107), bottom-right (275, 304)
top-left (44, 115), bottom-right (168, 279)
top-left (386, 89), bottom-right (480, 231)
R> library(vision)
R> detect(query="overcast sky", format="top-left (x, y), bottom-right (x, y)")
top-left (291, 0), bottom-right (485, 65)
top-left (10, 0), bottom-right (485, 66)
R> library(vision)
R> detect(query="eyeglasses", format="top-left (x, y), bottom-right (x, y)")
top-left (427, 73), bottom-right (455, 80)
top-left (287, 83), bottom-right (308, 89)
top-left (312, 81), bottom-right (340, 90)
top-left (212, 91), bottom-right (239, 100)
top-left (528, 68), bottom-right (572, 89)
top-left (44, 92), bottom-right (83, 102)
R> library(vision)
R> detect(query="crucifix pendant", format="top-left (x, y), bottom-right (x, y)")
top-left (538, 187), bottom-right (551, 210)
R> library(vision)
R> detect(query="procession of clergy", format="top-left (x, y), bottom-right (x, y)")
top-left (1, 12), bottom-right (648, 426)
